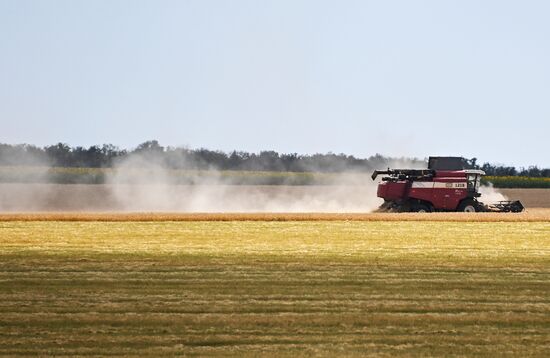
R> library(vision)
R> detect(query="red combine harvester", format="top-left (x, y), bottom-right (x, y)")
top-left (371, 156), bottom-right (524, 213)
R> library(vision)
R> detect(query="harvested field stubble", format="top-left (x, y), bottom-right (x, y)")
top-left (0, 220), bottom-right (549, 356)
top-left (1, 208), bottom-right (549, 222)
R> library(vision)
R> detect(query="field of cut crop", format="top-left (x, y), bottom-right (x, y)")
top-left (1, 217), bottom-right (549, 356)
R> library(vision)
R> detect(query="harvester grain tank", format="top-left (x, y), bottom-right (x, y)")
top-left (371, 157), bottom-right (524, 212)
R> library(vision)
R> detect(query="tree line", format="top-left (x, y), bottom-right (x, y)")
top-left (465, 158), bottom-right (550, 177)
top-left (0, 141), bottom-right (548, 176)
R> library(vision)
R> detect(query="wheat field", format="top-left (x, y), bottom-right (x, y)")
top-left (0, 218), bottom-right (549, 356)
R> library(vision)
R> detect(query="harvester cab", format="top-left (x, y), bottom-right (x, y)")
top-left (466, 172), bottom-right (482, 197)
top-left (372, 157), bottom-right (524, 213)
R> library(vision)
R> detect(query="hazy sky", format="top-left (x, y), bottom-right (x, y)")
top-left (1, 0), bottom-right (549, 167)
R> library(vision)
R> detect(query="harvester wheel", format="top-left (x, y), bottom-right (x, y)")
top-left (458, 199), bottom-right (477, 213)
top-left (411, 203), bottom-right (431, 213)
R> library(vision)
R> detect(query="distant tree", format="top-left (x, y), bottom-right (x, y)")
top-left (227, 151), bottom-right (242, 170)
top-left (101, 144), bottom-right (126, 166)
top-left (45, 143), bottom-right (72, 167)
top-left (0, 144), bottom-right (49, 166)
top-left (519, 166), bottom-right (543, 177)
top-left (134, 140), bottom-right (164, 154)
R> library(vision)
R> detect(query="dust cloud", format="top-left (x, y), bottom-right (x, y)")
top-left (105, 153), bottom-right (384, 212)
top-left (479, 182), bottom-right (509, 204)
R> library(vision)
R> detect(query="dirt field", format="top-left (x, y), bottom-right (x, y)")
top-left (500, 188), bottom-right (550, 208)
top-left (1, 220), bottom-right (549, 356)
top-left (0, 183), bottom-right (549, 211)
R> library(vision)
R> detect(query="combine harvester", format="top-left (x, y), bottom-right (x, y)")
top-left (371, 156), bottom-right (524, 213)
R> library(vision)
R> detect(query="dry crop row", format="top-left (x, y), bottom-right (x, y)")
top-left (0, 209), bottom-right (549, 222)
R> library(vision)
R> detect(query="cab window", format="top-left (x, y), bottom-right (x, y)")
top-left (467, 174), bottom-right (480, 191)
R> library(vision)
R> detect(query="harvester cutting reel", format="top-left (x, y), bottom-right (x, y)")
top-left (482, 200), bottom-right (524, 213)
